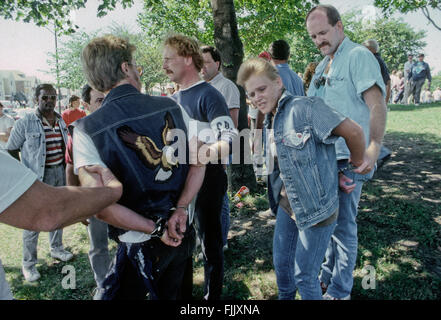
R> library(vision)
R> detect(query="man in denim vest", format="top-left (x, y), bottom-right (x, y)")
top-left (306, 5), bottom-right (387, 299)
top-left (73, 35), bottom-right (205, 300)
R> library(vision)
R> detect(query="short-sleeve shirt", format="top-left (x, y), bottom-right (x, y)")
top-left (171, 81), bottom-right (237, 148)
top-left (0, 151), bottom-right (37, 214)
top-left (62, 108), bottom-right (87, 127)
top-left (307, 37), bottom-right (386, 160)
top-left (276, 63), bottom-right (305, 96)
top-left (209, 73), bottom-right (240, 110)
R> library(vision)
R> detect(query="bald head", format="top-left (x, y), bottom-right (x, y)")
top-left (363, 39), bottom-right (379, 54)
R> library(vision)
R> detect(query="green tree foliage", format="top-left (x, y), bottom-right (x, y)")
top-left (0, 0), bottom-right (134, 34)
top-left (137, 0), bottom-right (318, 56)
top-left (287, 10), bottom-right (427, 77)
top-left (374, 0), bottom-right (441, 31)
top-left (342, 11), bottom-right (427, 72)
top-left (46, 24), bottom-right (168, 91)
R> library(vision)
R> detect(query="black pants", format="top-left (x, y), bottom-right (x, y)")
top-left (182, 164), bottom-right (228, 300)
top-left (102, 228), bottom-right (195, 300)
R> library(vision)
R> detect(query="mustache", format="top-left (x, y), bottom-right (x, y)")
top-left (318, 41), bottom-right (330, 49)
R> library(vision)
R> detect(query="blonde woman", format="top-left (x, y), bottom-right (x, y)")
top-left (237, 58), bottom-right (366, 300)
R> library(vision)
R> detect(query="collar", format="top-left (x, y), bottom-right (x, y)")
top-left (103, 84), bottom-right (140, 107)
top-left (276, 63), bottom-right (290, 68)
top-left (209, 72), bottom-right (224, 83)
top-left (35, 108), bottom-right (61, 121)
top-left (264, 89), bottom-right (291, 127)
top-left (333, 36), bottom-right (350, 58)
top-left (179, 80), bottom-right (205, 92)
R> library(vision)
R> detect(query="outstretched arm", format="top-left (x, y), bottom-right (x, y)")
top-left (0, 167), bottom-right (122, 232)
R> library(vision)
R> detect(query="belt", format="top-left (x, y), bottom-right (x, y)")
top-left (45, 163), bottom-right (64, 168)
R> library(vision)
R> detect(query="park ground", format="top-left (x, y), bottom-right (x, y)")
top-left (0, 102), bottom-right (440, 300)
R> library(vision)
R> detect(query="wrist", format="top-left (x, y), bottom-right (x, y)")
top-left (149, 217), bottom-right (167, 238)
top-left (173, 205), bottom-right (189, 215)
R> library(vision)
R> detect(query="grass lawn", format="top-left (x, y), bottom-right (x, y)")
top-left (1, 102), bottom-right (440, 300)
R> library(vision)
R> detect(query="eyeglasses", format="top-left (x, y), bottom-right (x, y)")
top-left (313, 76), bottom-right (331, 89)
top-left (128, 63), bottom-right (144, 76)
top-left (41, 95), bottom-right (57, 101)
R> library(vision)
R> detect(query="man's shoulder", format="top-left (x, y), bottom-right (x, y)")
top-left (0, 114), bottom-right (14, 122)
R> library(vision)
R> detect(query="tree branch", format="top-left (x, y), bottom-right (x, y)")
top-left (421, 7), bottom-right (441, 31)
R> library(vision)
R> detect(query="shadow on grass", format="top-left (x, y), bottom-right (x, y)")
top-left (352, 130), bottom-right (441, 299)
top-left (389, 102), bottom-right (441, 112)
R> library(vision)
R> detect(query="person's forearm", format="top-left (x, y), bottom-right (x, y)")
top-left (345, 127), bottom-right (365, 166)
top-left (0, 132), bottom-right (8, 143)
top-left (332, 118), bottom-right (365, 166)
top-left (95, 204), bottom-right (156, 234)
top-left (66, 163), bottom-right (80, 186)
top-left (229, 108), bottom-right (239, 129)
top-left (363, 85), bottom-right (387, 158)
top-left (0, 182), bottom-right (122, 232)
top-left (368, 101), bottom-right (386, 157)
top-left (207, 140), bottom-right (231, 163)
top-left (176, 165), bottom-right (206, 208)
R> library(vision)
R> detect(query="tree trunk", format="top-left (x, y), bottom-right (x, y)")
top-left (211, 0), bottom-right (257, 193)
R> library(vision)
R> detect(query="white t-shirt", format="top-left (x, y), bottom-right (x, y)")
top-left (0, 151), bottom-right (37, 214)
top-left (0, 114), bottom-right (15, 150)
top-left (209, 73), bottom-right (240, 110)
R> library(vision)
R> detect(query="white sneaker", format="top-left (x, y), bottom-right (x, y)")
top-left (50, 249), bottom-right (73, 262)
top-left (323, 292), bottom-right (351, 300)
top-left (22, 266), bottom-right (41, 282)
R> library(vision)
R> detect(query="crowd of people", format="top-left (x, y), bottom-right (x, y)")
top-left (0, 4), bottom-right (432, 301)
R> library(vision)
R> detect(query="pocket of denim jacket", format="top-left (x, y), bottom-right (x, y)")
top-left (281, 130), bottom-right (311, 149)
top-left (25, 132), bottom-right (41, 146)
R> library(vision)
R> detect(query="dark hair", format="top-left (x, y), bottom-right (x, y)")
top-left (269, 40), bottom-right (290, 60)
top-left (68, 95), bottom-right (80, 108)
top-left (201, 45), bottom-right (222, 70)
top-left (306, 4), bottom-right (342, 27)
top-left (34, 83), bottom-right (56, 99)
top-left (81, 84), bottom-right (92, 104)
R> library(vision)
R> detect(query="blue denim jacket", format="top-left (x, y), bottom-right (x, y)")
top-left (6, 110), bottom-right (68, 181)
top-left (265, 91), bottom-right (346, 230)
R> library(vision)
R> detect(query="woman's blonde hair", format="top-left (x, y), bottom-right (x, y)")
top-left (237, 58), bottom-right (279, 89)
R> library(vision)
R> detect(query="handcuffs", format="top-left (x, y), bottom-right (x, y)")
top-left (150, 206), bottom-right (188, 239)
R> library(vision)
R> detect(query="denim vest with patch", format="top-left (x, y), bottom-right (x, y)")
top-left (74, 84), bottom-right (189, 239)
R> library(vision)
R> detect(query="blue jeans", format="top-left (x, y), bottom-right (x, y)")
top-left (87, 216), bottom-right (110, 289)
top-left (23, 164), bottom-right (65, 269)
top-left (319, 160), bottom-right (374, 298)
top-left (273, 206), bottom-right (337, 300)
